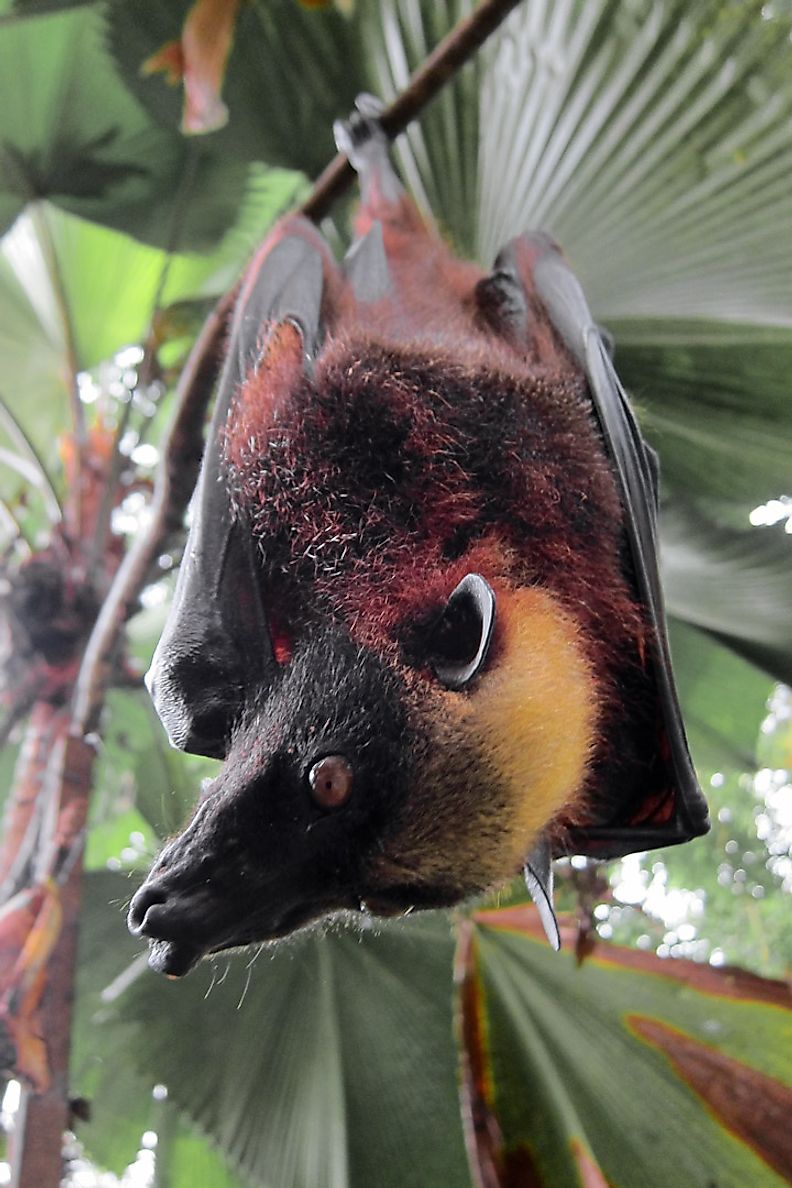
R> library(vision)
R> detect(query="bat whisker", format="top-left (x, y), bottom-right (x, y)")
top-left (245, 943), bottom-right (265, 971)
top-left (236, 964), bottom-right (253, 1010)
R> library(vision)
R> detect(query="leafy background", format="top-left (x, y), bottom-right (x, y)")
top-left (0, 1), bottom-right (790, 1185)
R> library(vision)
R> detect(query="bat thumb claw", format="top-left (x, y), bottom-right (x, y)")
top-left (523, 838), bottom-right (561, 952)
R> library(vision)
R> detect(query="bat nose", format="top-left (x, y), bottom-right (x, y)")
top-left (127, 881), bottom-right (178, 939)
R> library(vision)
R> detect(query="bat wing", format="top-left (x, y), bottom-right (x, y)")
top-left (485, 233), bottom-right (709, 859)
top-left (342, 220), bottom-right (392, 303)
top-left (146, 228), bottom-right (328, 758)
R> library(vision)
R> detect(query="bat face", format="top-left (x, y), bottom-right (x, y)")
top-left (134, 626), bottom-right (413, 975)
top-left (132, 574), bottom-right (598, 977)
top-left (130, 116), bottom-right (708, 974)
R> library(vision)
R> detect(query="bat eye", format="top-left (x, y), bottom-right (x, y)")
top-left (429, 573), bottom-right (496, 691)
top-left (307, 754), bottom-right (354, 810)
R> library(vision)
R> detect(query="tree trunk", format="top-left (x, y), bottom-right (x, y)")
top-left (9, 732), bottom-right (95, 1188)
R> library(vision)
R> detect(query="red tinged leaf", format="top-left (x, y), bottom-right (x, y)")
top-left (473, 904), bottom-right (579, 947)
top-left (568, 1140), bottom-right (611, 1188)
top-left (0, 879), bottom-right (64, 1091)
top-left (142, 0), bottom-right (243, 135)
top-left (629, 1016), bottom-right (792, 1183)
top-left (140, 39), bottom-right (185, 87)
top-left (587, 946), bottom-right (792, 1010)
top-left (458, 905), bottom-right (792, 1187)
top-left (455, 922), bottom-right (504, 1188)
top-left (477, 904), bottom-right (792, 1007)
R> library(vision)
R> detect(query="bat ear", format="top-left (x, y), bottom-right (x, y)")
top-left (481, 233), bottom-right (709, 860)
top-left (428, 574), bottom-right (496, 691)
top-left (523, 836), bottom-right (561, 951)
top-left (147, 230), bottom-right (329, 758)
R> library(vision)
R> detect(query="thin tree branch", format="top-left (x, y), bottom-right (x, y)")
top-left (300, 0), bottom-right (524, 223)
top-left (0, 391), bottom-right (62, 522)
top-left (0, 699), bottom-right (56, 899)
top-left (86, 147), bottom-right (202, 575)
top-left (29, 204), bottom-right (85, 448)
top-left (0, 496), bottom-right (31, 549)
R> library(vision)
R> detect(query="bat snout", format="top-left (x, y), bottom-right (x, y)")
top-left (127, 881), bottom-right (208, 978)
top-left (127, 856), bottom-right (246, 977)
top-left (127, 839), bottom-right (351, 977)
top-left (132, 629), bottom-right (423, 972)
top-left (127, 876), bottom-right (220, 947)
top-left (128, 877), bottom-right (241, 976)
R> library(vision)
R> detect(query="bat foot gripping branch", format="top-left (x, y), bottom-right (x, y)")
top-left (334, 93), bottom-right (402, 206)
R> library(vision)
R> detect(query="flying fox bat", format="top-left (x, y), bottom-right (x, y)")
top-left (128, 98), bottom-right (708, 976)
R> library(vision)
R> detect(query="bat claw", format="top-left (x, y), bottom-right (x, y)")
top-left (354, 92), bottom-right (385, 120)
top-left (334, 93), bottom-right (390, 175)
top-left (523, 837), bottom-right (561, 952)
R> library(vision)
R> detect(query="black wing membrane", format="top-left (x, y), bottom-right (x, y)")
top-left (527, 238), bottom-right (709, 858)
top-left (146, 236), bottom-right (325, 759)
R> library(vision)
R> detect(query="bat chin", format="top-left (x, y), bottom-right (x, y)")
top-left (148, 938), bottom-right (206, 978)
top-left (142, 894), bottom-right (361, 977)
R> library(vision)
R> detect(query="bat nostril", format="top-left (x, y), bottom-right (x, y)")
top-left (127, 883), bottom-right (169, 936)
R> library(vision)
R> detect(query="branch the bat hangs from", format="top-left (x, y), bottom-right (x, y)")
top-left (129, 97), bottom-right (708, 977)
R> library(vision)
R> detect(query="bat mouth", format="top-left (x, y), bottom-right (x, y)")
top-left (146, 885), bottom-right (459, 976)
top-left (129, 881), bottom-right (362, 977)
top-left (128, 850), bottom-right (464, 978)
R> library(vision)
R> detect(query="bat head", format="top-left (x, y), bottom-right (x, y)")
top-left (132, 625), bottom-right (411, 975)
top-left (130, 567), bottom-right (598, 976)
